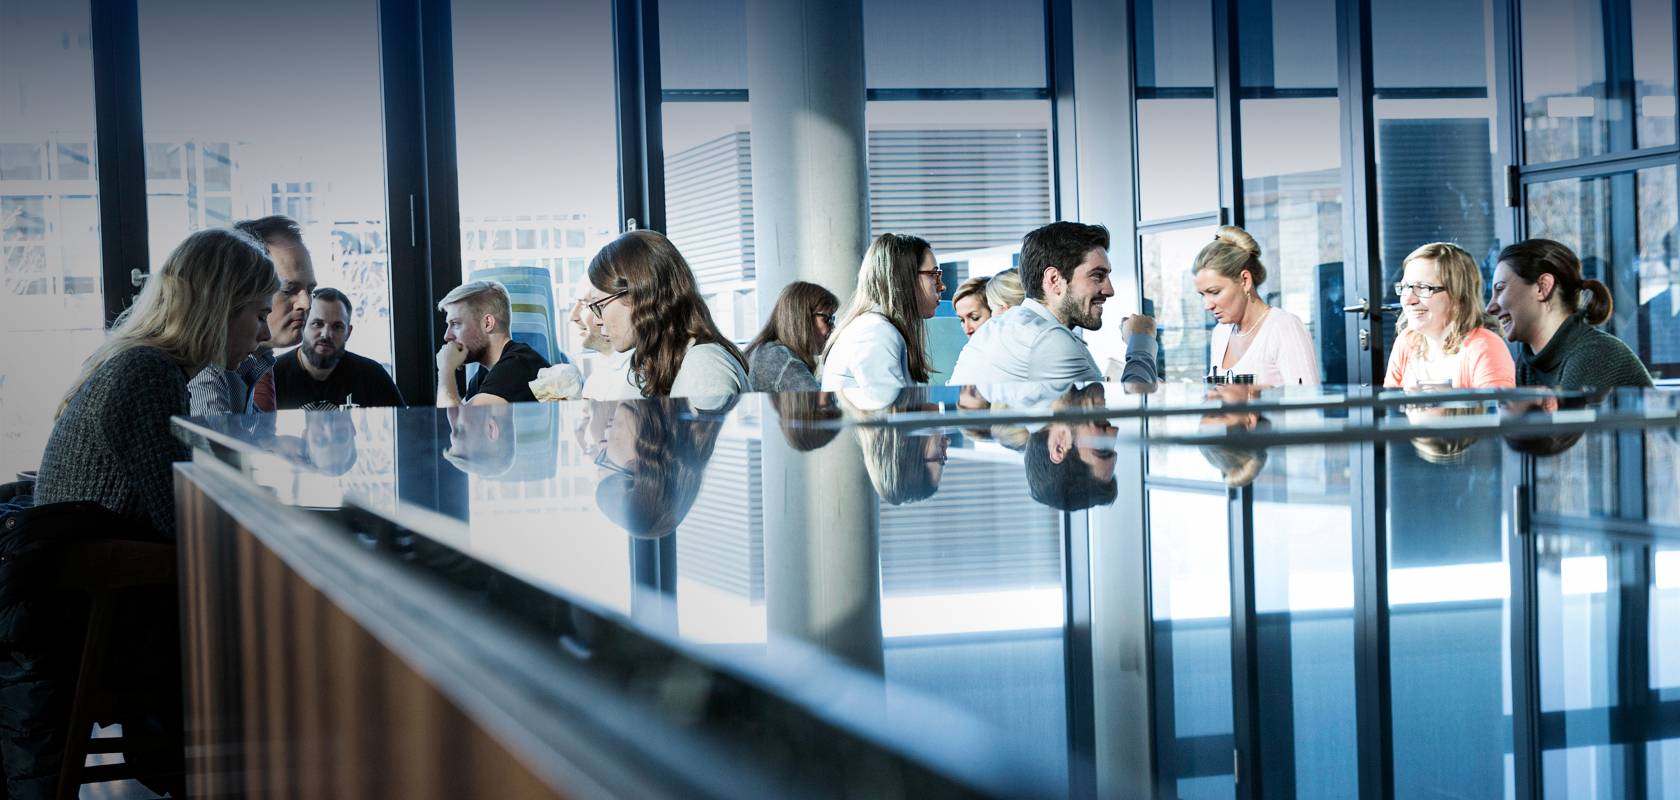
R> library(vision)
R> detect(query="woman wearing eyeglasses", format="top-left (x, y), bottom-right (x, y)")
top-left (1486, 238), bottom-right (1652, 388)
top-left (587, 230), bottom-right (749, 402)
top-left (745, 280), bottom-right (840, 392)
top-left (1382, 242), bottom-right (1515, 389)
top-left (821, 233), bottom-right (943, 390)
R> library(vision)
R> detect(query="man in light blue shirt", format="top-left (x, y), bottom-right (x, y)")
top-left (949, 222), bottom-right (1158, 386)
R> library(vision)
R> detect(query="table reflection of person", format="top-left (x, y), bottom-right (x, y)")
top-left (1196, 385), bottom-right (1271, 486)
top-left (769, 391), bottom-right (844, 452)
top-left (301, 410), bottom-right (358, 475)
top-left (858, 424), bottom-right (949, 505)
top-left (593, 398), bottom-right (729, 538)
top-left (1499, 392), bottom-right (1597, 456)
top-left (1403, 404), bottom-right (1484, 464)
top-left (1026, 383), bottom-right (1119, 511)
top-left (443, 403), bottom-right (516, 477)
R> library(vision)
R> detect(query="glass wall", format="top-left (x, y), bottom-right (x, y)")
top-left (1370, 0), bottom-right (1501, 358)
top-left (1237, 0), bottom-right (1344, 386)
top-left (139, 0), bottom-right (396, 372)
top-left (658, 0), bottom-right (1053, 341)
top-left (452, 0), bottom-right (621, 363)
top-left (1517, 0), bottom-right (1679, 382)
top-left (0, 0), bottom-right (105, 478)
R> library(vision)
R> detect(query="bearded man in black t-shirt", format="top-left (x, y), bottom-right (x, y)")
top-left (273, 288), bottom-right (405, 410)
top-left (434, 280), bottom-right (552, 406)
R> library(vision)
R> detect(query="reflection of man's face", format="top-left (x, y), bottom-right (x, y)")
top-left (1049, 420), bottom-right (1117, 481)
top-left (602, 403), bottom-right (640, 474)
top-left (957, 384), bottom-right (990, 410)
top-left (446, 404), bottom-right (502, 463)
top-left (303, 413), bottom-right (356, 474)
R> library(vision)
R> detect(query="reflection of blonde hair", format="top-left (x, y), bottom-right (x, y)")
top-left (60, 228), bottom-right (277, 415)
top-left (857, 426), bottom-right (942, 505)
top-left (1396, 242), bottom-right (1498, 357)
top-left (985, 269), bottom-right (1025, 310)
top-left (1193, 225), bottom-right (1266, 289)
top-left (1407, 403), bottom-right (1484, 464)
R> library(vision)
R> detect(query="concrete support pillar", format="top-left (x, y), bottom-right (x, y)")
top-left (745, 0), bottom-right (870, 316)
top-left (761, 427), bottom-right (884, 675)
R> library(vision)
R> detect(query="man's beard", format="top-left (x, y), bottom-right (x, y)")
top-left (1054, 292), bottom-right (1103, 331)
top-left (302, 340), bottom-right (344, 371)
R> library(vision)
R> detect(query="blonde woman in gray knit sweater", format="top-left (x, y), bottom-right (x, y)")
top-left (35, 228), bottom-right (279, 538)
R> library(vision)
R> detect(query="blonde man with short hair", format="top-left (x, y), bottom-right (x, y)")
top-left (435, 280), bottom-right (550, 406)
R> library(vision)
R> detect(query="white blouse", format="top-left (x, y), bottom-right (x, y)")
top-left (1208, 306), bottom-right (1321, 387)
top-left (821, 312), bottom-right (912, 390)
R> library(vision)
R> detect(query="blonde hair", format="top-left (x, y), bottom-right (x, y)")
top-left (985, 269), bottom-right (1025, 310)
top-left (58, 228), bottom-right (277, 416)
top-left (1396, 242), bottom-right (1498, 357)
top-left (825, 233), bottom-right (935, 383)
top-left (1192, 225), bottom-right (1267, 289)
top-left (438, 280), bottom-right (512, 333)
top-left (953, 275), bottom-right (991, 310)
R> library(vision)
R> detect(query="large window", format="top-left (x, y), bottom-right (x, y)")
top-left (658, 0), bottom-right (1053, 341)
top-left (452, 0), bottom-right (621, 364)
top-left (1238, 0), bottom-right (1344, 386)
top-left (139, 0), bottom-right (396, 372)
top-left (1525, 166), bottom-right (1679, 379)
top-left (0, 0), bottom-right (105, 478)
top-left (1370, 0), bottom-right (1501, 358)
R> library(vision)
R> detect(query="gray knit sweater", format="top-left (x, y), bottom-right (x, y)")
top-left (1515, 313), bottom-right (1654, 389)
top-left (747, 341), bottom-right (820, 393)
top-left (35, 346), bottom-right (192, 538)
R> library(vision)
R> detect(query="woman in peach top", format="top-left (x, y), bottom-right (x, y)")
top-left (1383, 242), bottom-right (1516, 389)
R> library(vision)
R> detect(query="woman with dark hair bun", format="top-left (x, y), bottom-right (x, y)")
top-left (1486, 238), bottom-right (1652, 388)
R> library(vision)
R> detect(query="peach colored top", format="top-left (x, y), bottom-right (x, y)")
top-left (1384, 327), bottom-right (1517, 389)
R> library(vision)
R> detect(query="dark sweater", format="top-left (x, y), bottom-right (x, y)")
top-left (747, 341), bottom-right (820, 392)
top-left (1516, 313), bottom-right (1654, 389)
top-left (34, 346), bottom-right (191, 538)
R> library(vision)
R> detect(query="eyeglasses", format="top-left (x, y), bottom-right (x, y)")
top-left (814, 312), bottom-right (836, 327)
top-left (1394, 282), bottom-right (1447, 299)
top-left (588, 290), bottom-right (628, 317)
top-left (917, 268), bottom-right (946, 288)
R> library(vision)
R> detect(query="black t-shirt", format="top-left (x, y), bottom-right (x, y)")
top-left (274, 348), bottom-right (406, 410)
top-left (465, 340), bottom-right (549, 403)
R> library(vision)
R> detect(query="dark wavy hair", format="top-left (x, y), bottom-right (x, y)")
top-left (588, 230), bottom-right (747, 397)
top-left (595, 397), bottom-right (728, 538)
top-left (1496, 238), bottom-right (1613, 325)
top-left (747, 280), bottom-right (839, 371)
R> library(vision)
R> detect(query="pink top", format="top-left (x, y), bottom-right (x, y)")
top-left (1383, 327), bottom-right (1517, 389)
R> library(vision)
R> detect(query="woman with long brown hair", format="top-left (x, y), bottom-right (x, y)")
top-left (745, 280), bottom-right (839, 392)
top-left (587, 230), bottom-right (749, 401)
top-left (820, 233), bottom-right (942, 390)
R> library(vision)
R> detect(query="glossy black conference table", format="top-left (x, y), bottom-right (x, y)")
top-left (171, 383), bottom-right (1680, 799)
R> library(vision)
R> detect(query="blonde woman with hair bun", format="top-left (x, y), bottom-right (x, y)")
top-left (1383, 242), bottom-right (1515, 389)
top-left (1192, 225), bottom-right (1320, 386)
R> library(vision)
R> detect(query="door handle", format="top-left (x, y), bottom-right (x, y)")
top-left (130, 268), bottom-right (148, 288)
top-left (1342, 298), bottom-right (1401, 319)
top-left (1342, 297), bottom-right (1372, 318)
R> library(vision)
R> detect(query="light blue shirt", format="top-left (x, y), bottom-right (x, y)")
top-left (948, 298), bottom-right (1158, 386)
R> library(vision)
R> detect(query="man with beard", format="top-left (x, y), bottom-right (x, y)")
top-left (949, 221), bottom-right (1158, 386)
top-left (272, 288), bottom-right (404, 409)
top-left (1024, 382), bottom-right (1120, 511)
top-left (435, 280), bottom-right (550, 406)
